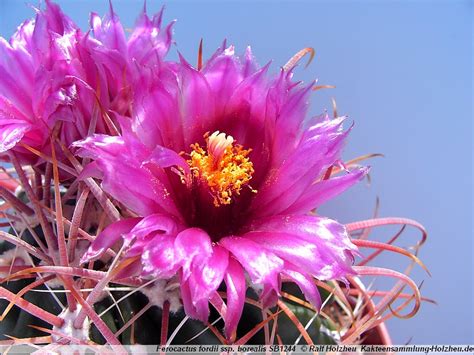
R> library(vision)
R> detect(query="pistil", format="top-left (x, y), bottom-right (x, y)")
top-left (186, 131), bottom-right (256, 207)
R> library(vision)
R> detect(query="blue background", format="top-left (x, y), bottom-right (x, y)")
top-left (1, 0), bottom-right (472, 344)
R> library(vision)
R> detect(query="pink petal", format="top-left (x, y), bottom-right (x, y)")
top-left (143, 145), bottom-right (190, 175)
top-left (132, 83), bottom-right (183, 151)
top-left (0, 123), bottom-right (29, 153)
top-left (91, 5), bottom-right (127, 54)
top-left (219, 236), bottom-right (283, 290)
top-left (260, 283), bottom-right (280, 309)
top-left (244, 231), bottom-right (334, 279)
top-left (180, 246), bottom-right (229, 323)
top-left (81, 217), bottom-right (141, 263)
top-left (283, 167), bottom-right (369, 215)
top-left (282, 262), bottom-right (322, 310)
top-left (174, 228), bottom-right (213, 281)
top-left (74, 135), bottom-right (180, 218)
top-left (43, 0), bottom-right (77, 35)
top-left (0, 38), bottom-right (34, 98)
top-left (128, 8), bottom-right (174, 66)
top-left (189, 245), bottom-right (229, 302)
top-left (248, 215), bottom-right (357, 280)
top-left (180, 276), bottom-right (209, 322)
top-left (142, 234), bottom-right (181, 279)
top-left (250, 117), bottom-right (349, 218)
top-left (0, 65), bottom-right (32, 116)
top-left (224, 258), bottom-right (246, 339)
top-left (178, 55), bottom-right (216, 146)
top-left (125, 213), bottom-right (183, 254)
top-left (271, 82), bottom-right (313, 165)
top-left (202, 48), bottom-right (242, 116)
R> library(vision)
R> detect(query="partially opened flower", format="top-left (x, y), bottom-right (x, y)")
top-left (87, 3), bottom-right (175, 116)
top-left (0, 1), bottom-right (105, 165)
top-left (0, 1), bottom-right (174, 167)
top-left (75, 45), bottom-right (368, 338)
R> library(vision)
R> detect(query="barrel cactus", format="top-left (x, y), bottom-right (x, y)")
top-left (0, 1), bottom-right (430, 349)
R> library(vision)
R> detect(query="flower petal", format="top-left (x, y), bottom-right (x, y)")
top-left (142, 234), bottom-right (181, 279)
top-left (0, 123), bottom-right (29, 153)
top-left (260, 283), bottom-right (280, 309)
top-left (180, 276), bottom-right (208, 322)
top-left (250, 116), bottom-right (349, 218)
top-left (90, 5), bottom-right (127, 54)
top-left (143, 145), bottom-right (190, 175)
top-left (132, 83), bottom-right (184, 151)
top-left (271, 81), bottom-right (313, 165)
top-left (125, 213), bottom-right (183, 254)
top-left (0, 38), bottom-right (34, 103)
top-left (219, 236), bottom-right (283, 289)
top-left (282, 262), bottom-right (321, 310)
top-left (189, 245), bottom-right (228, 302)
top-left (202, 47), bottom-right (242, 116)
top-left (248, 215), bottom-right (357, 280)
top-left (224, 258), bottom-right (246, 339)
top-left (178, 56), bottom-right (216, 146)
top-left (283, 167), bottom-right (369, 215)
top-left (174, 228), bottom-right (213, 281)
top-left (0, 65), bottom-right (32, 116)
top-left (74, 134), bottom-right (181, 218)
top-left (244, 231), bottom-right (335, 279)
top-left (180, 246), bottom-right (229, 325)
top-left (81, 217), bottom-right (141, 263)
top-left (128, 8), bottom-right (174, 66)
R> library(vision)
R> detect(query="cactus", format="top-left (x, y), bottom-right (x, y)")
top-left (0, 1), bottom-right (431, 350)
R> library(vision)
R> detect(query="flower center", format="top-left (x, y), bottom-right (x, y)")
top-left (186, 131), bottom-right (256, 207)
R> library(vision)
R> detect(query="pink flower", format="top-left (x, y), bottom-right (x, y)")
top-left (75, 45), bottom-right (367, 339)
top-left (0, 1), bottom-right (100, 164)
top-left (0, 1), bottom-right (174, 166)
top-left (87, 3), bottom-right (175, 116)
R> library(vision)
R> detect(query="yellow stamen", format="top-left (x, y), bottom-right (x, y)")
top-left (187, 131), bottom-right (256, 207)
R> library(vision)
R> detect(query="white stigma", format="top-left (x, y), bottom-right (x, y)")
top-left (207, 131), bottom-right (234, 162)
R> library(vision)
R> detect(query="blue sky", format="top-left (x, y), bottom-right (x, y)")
top-left (1, 0), bottom-right (472, 344)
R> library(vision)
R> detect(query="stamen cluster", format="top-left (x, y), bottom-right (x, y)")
top-left (187, 132), bottom-right (255, 207)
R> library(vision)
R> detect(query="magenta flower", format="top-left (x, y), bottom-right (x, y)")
top-left (0, 1), bottom-right (173, 165)
top-left (0, 1), bottom-right (98, 164)
top-left (75, 45), bottom-right (368, 338)
top-left (87, 3), bottom-right (175, 116)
